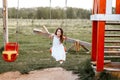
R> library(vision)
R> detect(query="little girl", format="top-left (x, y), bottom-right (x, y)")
top-left (49, 28), bottom-right (66, 64)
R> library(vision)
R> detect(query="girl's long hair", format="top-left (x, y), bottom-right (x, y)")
top-left (55, 28), bottom-right (64, 43)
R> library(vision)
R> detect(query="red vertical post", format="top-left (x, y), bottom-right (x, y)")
top-left (92, 0), bottom-right (98, 61)
top-left (96, 21), bottom-right (105, 71)
top-left (92, 21), bottom-right (97, 61)
top-left (96, 0), bottom-right (106, 72)
top-left (116, 0), bottom-right (120, 14)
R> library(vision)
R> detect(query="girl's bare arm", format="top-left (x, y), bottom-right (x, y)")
top-left (49, 34), bottom-right (54, 39)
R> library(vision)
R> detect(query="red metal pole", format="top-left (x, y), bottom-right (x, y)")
top-left (96, 0), bottom-right (106, 72)
top-left (96, 21), bottom-right (105, 71)
top-left (92, 21), bottom-right (98, 61)
top-left (91, 0), bottom-right (98, 61)
top-left (92, 0), bottom-right (98, 14)
top-left (116, 0), bottom-right (120, 14)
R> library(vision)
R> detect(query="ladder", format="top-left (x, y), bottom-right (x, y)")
top-left (104, 23), bottom-right (120, 58)
top-left (91, 0), bottom-right (120, 72)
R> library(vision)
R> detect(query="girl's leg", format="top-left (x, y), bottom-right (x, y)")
top-left (49, 48), bottom-right (52, 53)
top-left (64, 47), bottom-right (66, 52)
top-left (59, 60), bottom-right (64, 64)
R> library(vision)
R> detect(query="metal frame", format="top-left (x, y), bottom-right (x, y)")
top-left (91, 14), bottom-right (120, 21)
top-left (91, 0), bottom-right (120, 72)
top-left (91, 0), bottom-right (106, 72)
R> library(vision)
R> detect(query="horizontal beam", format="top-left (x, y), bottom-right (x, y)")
top-left (66, 37), bottom-right (91, 49)
top-left (105, 40), bottom-right (120, 43)
top-left (105, 34), bottom-right (120, 37)
top-left (33, 28), bottom-right (91, 51)
top-left (105, 46), bottom-right (120, 49)
top-left (105, 29), bottom-right (120, 31)
top-left (92, 65), bottom-right (120, 72)
top-left (104, 51), bottom-right (120, 54)
top-left (106, 22), bottom-right (120, 25)
top-left (91, 14), bottom-right (120, 21)
top-left (91, 60), bottom-right (111, 65)
top-left (104, 56), bottom-right (120, 58)
top-left (104, 67), bottom-right (120, 72)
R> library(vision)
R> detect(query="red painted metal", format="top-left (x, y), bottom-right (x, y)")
top-left (96, 21), bottom-right (105, 71)
top-left (92, 21), bottom-right (98, 61)
top-left (92, 0), bottom-right (98, 14)
top-left (92, 0), bottom-right (120, 72)
top-left (96, 0), bottom-right (106, 72)
top-left (91, 0), bottom-right (98, 61)
top-left (116, 0), bottom-right (120, 14)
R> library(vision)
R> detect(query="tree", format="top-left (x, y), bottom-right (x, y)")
top-left (5, 7), bottom-right (91, 19)
top-left (8, 8), bottom-right (17, 18)
top-left (66, 7), bottom-right (77, 19)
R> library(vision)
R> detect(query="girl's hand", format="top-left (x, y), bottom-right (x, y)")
top-left (49, 34), bottom-right (54, 39)
top-left (63, 36), bottom-right (67, 40)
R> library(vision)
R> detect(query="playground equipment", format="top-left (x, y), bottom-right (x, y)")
top-left (33, 26), bottom-right (91, 52)
top-left (2, 43), bottom-right (19, 62)
top-left (91, 0), bottom-right (120, 74)
top-left (2, 0), bottom-right (19, 62)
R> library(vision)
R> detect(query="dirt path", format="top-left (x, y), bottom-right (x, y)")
top-left (0, 67), bottom-right (78, 80)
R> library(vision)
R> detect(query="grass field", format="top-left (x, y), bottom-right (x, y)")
top-left (0, 19), bottom-right (91, 73)
top-left (0, 19), bottom-right (119, 80)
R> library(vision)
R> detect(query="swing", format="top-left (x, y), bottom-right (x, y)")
top-left (2, 43), bottom-right (19, 62)
top-left (2, 0), bottom-right (19, 62)
top-left (49, 0), bottom-right (67, 54)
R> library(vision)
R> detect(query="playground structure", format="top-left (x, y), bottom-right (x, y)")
top-left (33, 26), bottom-right (91, 52)
top-left (1, 0), bottom-right (120, 78)
top-left (2, 43), bottom-right (19, 62)
top-left (2, 0), bottom-right (19, 62)
top-left (1, 0), bottom-right (91, 62)
top-left (91, 0), bottom-right (120, 76)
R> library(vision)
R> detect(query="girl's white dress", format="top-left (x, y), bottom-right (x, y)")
top-left (51, 35), bottom-right (66, 61)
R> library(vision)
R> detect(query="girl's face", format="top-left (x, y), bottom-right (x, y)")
top-left (56, 29), bottom-right (61, 37)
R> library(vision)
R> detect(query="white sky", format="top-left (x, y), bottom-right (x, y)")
top-left (0, 0), bottom-right (116, 10)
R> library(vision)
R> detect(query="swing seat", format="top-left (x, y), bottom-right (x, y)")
top-left (5, 43), bottom-right (19, 53)
top-left (2, 51), bottom-right (18, 62)
top-left (2, 42), bottom-right (19, 62)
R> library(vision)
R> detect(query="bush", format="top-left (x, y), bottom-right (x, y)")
top-left (73, 59), bottom-right (95, 80)
top-left (74, 59), bottom-right (119, 80)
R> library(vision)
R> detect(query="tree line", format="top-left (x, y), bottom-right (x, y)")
top-left (0, 7), bottom-right (92, 19)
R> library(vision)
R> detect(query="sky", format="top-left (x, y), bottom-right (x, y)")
top-left (0, 0), bottom-right (93, 10)
top-left (0, 0), bottom-right (116, 10)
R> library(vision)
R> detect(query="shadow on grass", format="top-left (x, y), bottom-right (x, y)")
top-left (0, 46), bottom-right (4, 54)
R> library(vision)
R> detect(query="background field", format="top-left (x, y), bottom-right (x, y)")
top-left (0, 19), bottom-right (119, 79)
top-left (0, 19), bottom-right (91, 73)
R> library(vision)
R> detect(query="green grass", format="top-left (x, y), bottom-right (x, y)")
top-left (0, 19), bottom-right (91, 74)
top-left (0, 34), bottom-right (90, 73)
top-left (0, 19), bottom-right (120, 79)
